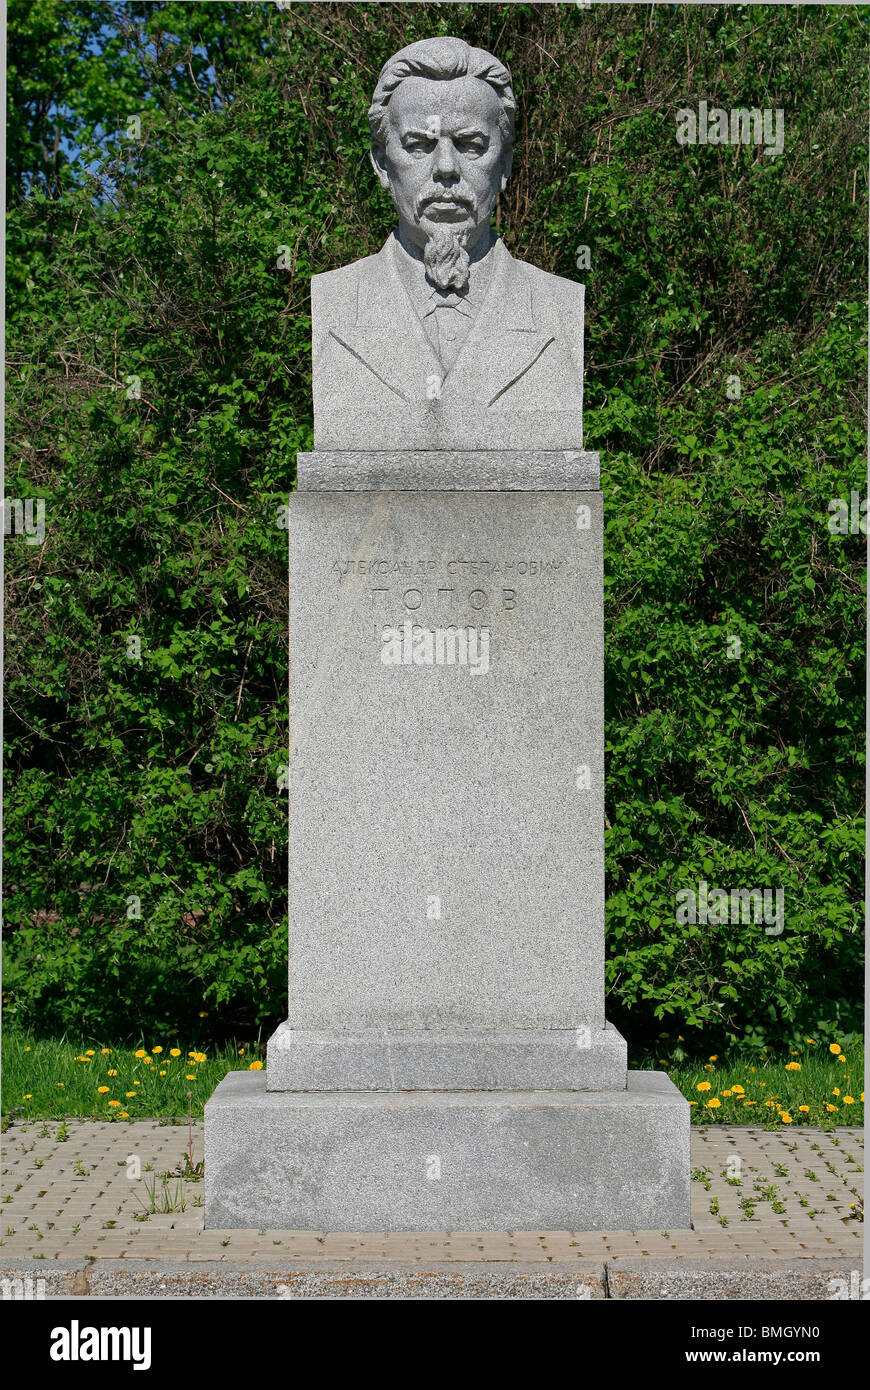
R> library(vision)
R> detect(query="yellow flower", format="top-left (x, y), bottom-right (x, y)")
top-left (85, 1049), bottom-right (95, 1056)
top-left (143, 1056), bottom-right (153, 1065)
top-left (126, 1091), bottom-right (137, 1098)
top-left (101, 1048), bottom-right (111, 1055)
top-left (829, 1043), bottom-right (842, 1055)
top-left (133, 1081), bottom-right (140, 1086)
top-left (199, 1011), bottom-right (207, 1017)
top-left (190, 1051), bottom-right (206, 1064)
top-left (159, 1070), bottom-right (166, 1076)
top-left (750, 1067), bottom-right (756, 1073)
top-left (861, 1093), bottom-right (865, 1103)
top-left (134, 1049), bottom-right (147, 1059)
top-left (57, 1082), bottom-right (64, 1087)
top-left (779, 1112), bottom-right (793, 1123)
top-left (97, 1086), bottom-right (110, 1094)
top-left (790, 1050), bottom-right (798, 1056)
top-left (798, 1105), bottom-right (810, 1113)
top-left (703, 1063), bottom-right (714, 1071)
top-left (743, 1100), bottom-right (757, 1106)
top-left (688, 1101), bottom-right (697, 1106)
top-left (185, 1074), bottom-right (196, 1080)
top-left (151, 1046), bottom-right (163, 1054)
top-left (806, 1037), bottom-right (815, 1045)
top-left (677, 1035), bottom-right (685, 1042)
top-left (23, 1094), bottom-right (32, 1099)
top-left (722, 1089), bottom-right (733, 1097)
top-left (843, 1096), bottom-right (855, 1105)
top-left (24, 1046), bottom-right (31, 1052)
top-left (759, 1080), bottom-right (766, 1087)
top-left (249, 1060), bottom-right (264, 1071)
top-left (705, 1098), bottom-right (721, 1109)
top-left (826, 1103), bottom-right (838, 1112)
top-left (696, 1081), bottom-right (712, 1092)
top-left (709, 1055), bottom-right (718, 1062)
top-left (731, 1084), bottom-right (745, 1095)
top-left (170, 1049), bottom-right (181, 1058)
top-left (837, 1054), bottom-right (847, 1063)
top-left (119, 1112), bottom-right (129, 1118)
top-left (785, 1062), bottom-right (801, 1071)
top-left (833, 1087), bottom-right (840, 1096)
top-left (238, 1048), bottom-right (246, 1056)
top-left (107, 1069), bottom-right (118, 1077)
top-left (108, 1100), bottom-right (120, 1107)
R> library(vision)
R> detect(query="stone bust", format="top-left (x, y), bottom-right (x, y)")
top-left (311, 37), bottom-right (586, 452)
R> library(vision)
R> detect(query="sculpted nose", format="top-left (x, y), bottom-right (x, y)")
top-left (432, 137), bottom-right (460, 180)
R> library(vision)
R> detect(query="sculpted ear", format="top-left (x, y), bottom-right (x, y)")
top-left (370, 144), bottom-right (392, 193)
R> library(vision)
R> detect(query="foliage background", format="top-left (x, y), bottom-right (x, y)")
top-left (4, 1), bottom-right (866, 1050)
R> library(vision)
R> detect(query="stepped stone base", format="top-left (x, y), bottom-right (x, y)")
top-left (265, 1021), bottom-right (627, 1091)
top-left (204, 1070), bottom-right (691, 1231)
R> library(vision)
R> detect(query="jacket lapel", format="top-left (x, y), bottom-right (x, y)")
top-left (328, 240), bottom-right (442, 404)
top-left (442, 240), bottom-right (555, 406)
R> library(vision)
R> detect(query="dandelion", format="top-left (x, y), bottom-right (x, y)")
top-left (722, 1089), bottom-right (733, 1097)
top-left (133, 1081), bottom-right (140, 1086)
top-left (249, 1060), bottom-right (264, 1071)
top-left (238, 1048), bottom-right (246, 1056)
top-left (159, 1070), bottom-right (166, 1076)
top-left (790, 1050), bottom-right (798, 1056)
top-left (170, 1049), bottom-right (181, 1058)
top-left (696, 1081), bottom-right (712, 1092)
top-left (826, 1103), bottom-right (838, 1113)
top-left (798, 1105), bottom-right (810, 1113)
top-left (806, 1038), bottom-right (816, 1045)
top-left (85, 1050), bottom-right (95, 1057)
top-left (126, 1092), bottom-right (136, 1098)
top-left (785, 1062), bottom-right (801, 1071)
top-left (101, 1049), bottom-right (111, 1055)
top-left (24, 1046), bottom-right (31, 1052)
top-left (143, 1057), bottom-right (153, 1065)
top-left (844, 1096), bottom-right (855, 1105)
top-left (97, 1086), bottom-right (110, 1094)
top-left (829, 1043), bottom-right (842, 1055)
top-left (57, 1082), bottom-right (64, 1087)
top-left (198, 1011), bottom-right (207, 1018)
top-left (837, 1055), bottom-right (847, 1064)
top-left (780, 1112), bottom-right (793, 1124)
top-left (135, 1049), bottom-right (147, 1059)
top-left (709, 1055), bottom-right (718, 1062)
top-left (108, 1100), bottom-right (121, 1108)
top-left (732, 1085), bottom-right (745, 1095)
top-left (119, 1113), bottom-right (129, 1119)
top-left (152, 1046), bottom-right (163, 1055)
top-left (743, 1100), bottom-right (757, 1106)
top-left (23, 1094), bottom-right (32, 1100)
top-left (705, 1098), bottom-right (721, 1109)
top-left (108, 1069), bottom-right (118, 1077)
top-left (833, 1088), bottom-right (840, 1096)
top-left (185, 1074), bottom-right (196, 1080)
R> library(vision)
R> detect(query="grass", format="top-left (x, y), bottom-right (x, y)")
top-left (2, 1032), bottom-right (264, 1125)
top-left (1, 1030), bottom-right (864, 1130)
top-left (632, 1032), bottom-right (864, 1129)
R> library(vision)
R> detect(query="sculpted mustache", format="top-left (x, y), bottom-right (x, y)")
top-left (416, 192), bottom-right (473, 214)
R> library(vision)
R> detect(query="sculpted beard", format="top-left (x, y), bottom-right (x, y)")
top-left (423, 226), bottom-right (471, 292)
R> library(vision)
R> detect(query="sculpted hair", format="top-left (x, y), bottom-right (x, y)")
top-left (368, 37), bottom-right (516, 152)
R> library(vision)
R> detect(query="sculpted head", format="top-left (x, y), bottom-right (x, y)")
top-left (368, 37), bottom-right (515, 289)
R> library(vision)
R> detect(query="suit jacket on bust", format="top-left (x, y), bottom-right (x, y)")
top-left (311, 233), bottom-right (585, 451)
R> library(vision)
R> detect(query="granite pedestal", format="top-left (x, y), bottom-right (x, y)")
top-left (205, 451), bottom-right (691, 1231)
